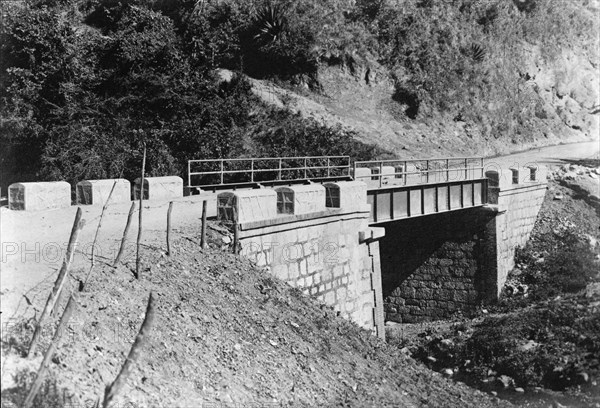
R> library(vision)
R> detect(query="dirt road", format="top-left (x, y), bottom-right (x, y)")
top-left (484, 140), bottom-right (599, 171)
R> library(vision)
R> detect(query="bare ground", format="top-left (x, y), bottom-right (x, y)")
top-left (1, 221), bottom-right (510, 407)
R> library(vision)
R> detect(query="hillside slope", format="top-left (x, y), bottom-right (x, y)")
top-left (238, 47), bottom-right (598, 159)
top-left (2, 223), bottom-right (510, 408)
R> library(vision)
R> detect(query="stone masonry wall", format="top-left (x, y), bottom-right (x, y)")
top-left (238, 210), bottom-right (385, 338)
top-left (380, 209), bottom-right (496, 323)
top-left (490, 183), bottom-right (547, 297)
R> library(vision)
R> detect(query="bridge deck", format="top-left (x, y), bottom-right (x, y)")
top-left (187, 156), bottom-right (490, 223)
top-left (366, 178), bottom-right (488, 224)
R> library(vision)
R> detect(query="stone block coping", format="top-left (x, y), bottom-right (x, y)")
top-left (134, 176), bottom-right (183, 201)
top-left (8, 181), bottom-right (71, 211)
top-left (275, 184), bottom-right (326, 215)
top-left (218, 188), bottom-right (278, 224)
top-left (76, 179), bottom-right (131, 205)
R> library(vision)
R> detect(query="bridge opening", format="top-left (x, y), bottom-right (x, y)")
top-left (378, 208), bottom-right (497, 323)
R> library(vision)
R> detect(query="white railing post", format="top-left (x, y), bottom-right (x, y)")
top-left (188, 161), bottom-right (191, 187)
top-left (278, 158), bottom-right (282, 180)
top-left (481, 158), bottom-right (484, 178)
top-left (220, 160), bottom-right (224, 185)
top-left (304, 157), bottom-right (308, 179)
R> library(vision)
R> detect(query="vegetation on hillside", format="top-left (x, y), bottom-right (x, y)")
top-left (0, 0), bottom-right (379, 188)
top-left (0, 0), bottom-right (596, 188)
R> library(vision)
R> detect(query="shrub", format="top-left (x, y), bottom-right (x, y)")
top-left (513, 228), bottom-right (598, 300)
top-left (461, 298), bottom-right (600, 389)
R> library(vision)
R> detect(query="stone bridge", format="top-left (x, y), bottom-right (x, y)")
top-left (7, 155), bottom-right (547, 340)
top-left (195, 156), bottom-right (547, 339)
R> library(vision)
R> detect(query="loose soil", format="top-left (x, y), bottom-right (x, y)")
top-left (1, 222), bottom-right (509, 407)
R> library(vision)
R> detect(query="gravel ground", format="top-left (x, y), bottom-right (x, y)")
top-left (1, 222), bottom-right (510, 407)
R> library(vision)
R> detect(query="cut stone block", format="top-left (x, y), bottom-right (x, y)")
top-left (8, 181), bottom-right (71, 211)
top-left (370, 166), bottom-right (396, 184)
top-left (217, 189), bottom-right (277, 223)
top-left (134, 176), bottom-right (183, 201)
top-left (324, 181), bottom-right (367, 211)
top-left (76, 179), bottom-right (131, 205)
top-left (353, 167), bottom-right (371, 182)
top-left (275, 184), bottom-right (326, 215)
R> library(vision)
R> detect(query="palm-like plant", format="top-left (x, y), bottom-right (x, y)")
top-left (253, 3), bottom-right (286, 45)
top-left (470, 43), bottom-right (486, 63)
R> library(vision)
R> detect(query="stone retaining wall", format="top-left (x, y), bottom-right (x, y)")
top-left (237, 210), bottom-right (385, 338)
top-left (487, 173), bottom-right (548, 297)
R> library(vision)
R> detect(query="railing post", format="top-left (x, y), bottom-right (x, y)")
top-left (278, 158), bottom-right (282, 180)
top-left (220, 160), bottom-right (224, 185)
top-left (250, 159), bottom-right (254, 183)
top-left (188, 161), bottom-right (191, 187)
top-left (327, 157), bottom-right (331, 178)
top-left (446, 159), bottom-right (450, 181)
top-left (304, 157), bottom-right (307, 179)
top-left (347, 157), bottom-right (351, 178)
top-left (464, 158), bottom-right (468, 180)
top-left (426, 160), bottom-right (430, 183)
top-left (379, 161), bottom-right (383, 188)
top-left (404, 161), bottom-right (407, 186)
top-left (481, 158), bottom-right (484, 178)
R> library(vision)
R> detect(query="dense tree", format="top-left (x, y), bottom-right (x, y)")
top-left (0, 0), bottom-right (594, 190)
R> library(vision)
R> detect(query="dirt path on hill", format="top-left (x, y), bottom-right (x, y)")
top-left (485, 140), bottom-right (599, 170)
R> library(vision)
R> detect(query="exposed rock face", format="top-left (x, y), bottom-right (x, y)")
top-left (531, 49), bottom-right (599, 138)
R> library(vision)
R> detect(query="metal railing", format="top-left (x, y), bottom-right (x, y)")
top-left (188, 156), bottom-right (351, 188)
top-left (353, 157), bottom-right (485, 188)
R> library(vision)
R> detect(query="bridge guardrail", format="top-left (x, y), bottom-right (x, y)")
top-left (353, 157), bottom-right (484, 188)
top-left (188, 156), bottom-right (350, 189)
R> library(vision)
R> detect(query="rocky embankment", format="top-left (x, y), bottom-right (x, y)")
top-left (387, 159), bottom-right (600, 408)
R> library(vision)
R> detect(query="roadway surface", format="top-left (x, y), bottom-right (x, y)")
top-left (485, 140), bottom-right (599, 170)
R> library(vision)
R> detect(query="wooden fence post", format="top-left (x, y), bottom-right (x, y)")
top-left (102, 293), bottom-right (156, 408)
top-left (135, 144), bottom-right (146, 279)
top-left (166, 201), bottom-right (173, 255)
top-left (232, 207), bottom-right (239, 255)
top-left (81, 181), bottom-right (117, 291)
top-left (28, 209), bottom-right (84, 357)
top-left (113, 201), bottom-right (136, 266)
top-left (23, 296), bottom-right (76, 408)
top-left (200, 200), bottom-right (207, 249)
